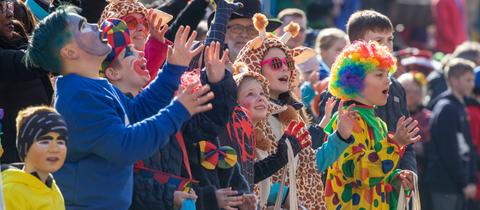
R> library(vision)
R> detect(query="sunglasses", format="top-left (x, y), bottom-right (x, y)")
top-left (0, 1), bottom-right (13, 15)
top-left (260, 57), bottom-right (295, 71)
top-left (122, 15), bottom-right (149, 31)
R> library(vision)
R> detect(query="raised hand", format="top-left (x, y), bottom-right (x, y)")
top-left (393, 116), bottom-right (421, 147)
top-left (204, 41), bottom-right (229, 83)
top-left (147, 9), bottom-right (168, 43)
top-left (215, 188), bottom-right (243, 210)
top-left (336, 101), bottom-right (357, 140)
top-left (279, 120), bottom-right (311, 156)
top-left (167, 26), bottom-right (204, 67)
top-left (319, 97), bottom-right (337, 129)
top-left (176, 82), bottom-right (214, 115)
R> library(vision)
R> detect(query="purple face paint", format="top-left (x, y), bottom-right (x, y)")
top-left (66, 14), bottom-right (111, 56)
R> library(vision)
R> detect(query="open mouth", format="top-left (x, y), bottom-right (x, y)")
top-left (278, 75), bottom-right (289, 83)
top-left (254, 104), bottom-right (266, 110)
top-left (46, 157), bottom-right (59, 162)
top-left (382, 88), bottom-right (389, 95)
top-left (134, 59), bottom-right (149, 77)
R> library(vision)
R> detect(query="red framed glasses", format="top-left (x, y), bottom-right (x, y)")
top-left (122, 15), bottom-right (149, 31)
top-left (260, 57), bottom-right (295, 71)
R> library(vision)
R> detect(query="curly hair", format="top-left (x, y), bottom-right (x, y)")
top-left (328, 41), bottom-right (396, 100)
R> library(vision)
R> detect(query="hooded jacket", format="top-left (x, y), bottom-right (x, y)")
top-left (2, 168), bottom-right (65, 210)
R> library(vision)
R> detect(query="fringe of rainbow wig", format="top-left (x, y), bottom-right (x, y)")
top-left (328, 41), bottom-right (397, 100)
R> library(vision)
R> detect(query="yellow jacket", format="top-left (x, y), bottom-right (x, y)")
top-left (2, 168), bottom-right (65, 210)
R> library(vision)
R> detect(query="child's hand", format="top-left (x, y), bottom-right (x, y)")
top-left (173, 190), bottom-right (198, 208)
top-left (319, 97), bottom-right (337, 129)
top-left (397, 170), bottom-right (414, 190)
top-left (147, 9), bottom-right (168, 43)
top-left (167, 25), bottom-right (204, 67)
top-left (176, 83), bottom-right (214, 115)
top-left (238, 194), bottom-right (258, 210)
top-left (205, 41), bottom-right (229, 83)
top-left (279, 120), bottom-right (311, 156)
top-left (393, 116), bottom-right (421, 147)
top-left (215, 188), bottom-right (243, 210)
top-left (336, 101), bottom-right (357, 140)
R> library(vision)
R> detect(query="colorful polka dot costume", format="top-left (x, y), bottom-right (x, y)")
top-left (328, 41), bottom-right (396, 100)
top-left (323, 41), bottom-right (402, 210)
top-left (100, 18), bottom-right (132, 74)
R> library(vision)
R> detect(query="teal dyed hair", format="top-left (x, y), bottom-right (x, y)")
top-left (25, 6), bottom-right (80, 74)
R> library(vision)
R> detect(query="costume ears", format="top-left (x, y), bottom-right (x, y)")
top-left (279, 22), bottom-right (300, 43)
top-left (250, 13), bottom-right (268, 50)
top-left (291, 47), bottom-right (316, 64)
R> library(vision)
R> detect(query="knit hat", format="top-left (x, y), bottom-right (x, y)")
top-left (234, 13), bottom-right (316, 91)
top-left (328, 41), bottom-right (397, 100)
top-left (16, 109), bottom-right (67, 161)
top-left (99, 0), bottom-right (147, 24)
top-left (100, 18), bottom-right (132, 73)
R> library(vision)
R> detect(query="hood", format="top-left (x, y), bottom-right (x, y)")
top-left (3, 168), bottom-right (54, 191)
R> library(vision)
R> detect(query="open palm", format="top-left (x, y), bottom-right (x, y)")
top-left (167, 26), bottom-right (204, 67)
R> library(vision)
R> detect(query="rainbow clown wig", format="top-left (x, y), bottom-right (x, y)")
top-left (328, 41), bottom-right (397, 100)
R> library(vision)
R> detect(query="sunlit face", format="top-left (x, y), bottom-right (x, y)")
top-left (122, 13), bottom-right (148, 51)
top-left (358, 69), bottom-right (391, 106)
top-left (450, 72), bottom-right (475, 98)
top-left (278, 15), bottom-right (306, 48)
top-left (237, 78), bottom-right (268, 123)
top-left (261, 48), bottom-right (293, 98)
top-left (362, 30), bottom-right (394, 51)
top-left (320, 38), bottom-right (347, 68)
top-left (66, 14), bottom-right (111, 56)
top-left (25, 131), bottom-right (67, 174)
top-left (225, 18), bottom-right (256, 60)
top-left (117, 45), bottom-right (150, 89)
top-left (0, 1), bottom-right (14, 39)
top-left (400, 79), bottom-right (424, 112)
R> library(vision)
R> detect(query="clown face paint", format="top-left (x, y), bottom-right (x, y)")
top-left (118, 45), bottom-right (150, 91)
top-left (25, 131), bottom-right (67, 174)
top-left (66, 14), bottom-right (111, 56)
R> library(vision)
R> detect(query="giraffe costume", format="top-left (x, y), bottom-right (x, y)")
top-left (234, 14), bottom-right (326, 210)
top-left (99, 0), bottom-right (147, 24)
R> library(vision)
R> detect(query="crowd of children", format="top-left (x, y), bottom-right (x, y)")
top-left (1, 0), bottom-right (480, 209)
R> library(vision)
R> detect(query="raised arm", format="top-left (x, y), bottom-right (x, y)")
top-left (125, 26), bottom-right (204, 121)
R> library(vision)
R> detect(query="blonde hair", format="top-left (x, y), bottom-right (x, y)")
top-left (315, 28), bottom-right (347, 54)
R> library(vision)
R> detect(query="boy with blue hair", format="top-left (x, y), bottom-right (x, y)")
top-left (25, 6), bottom-right (213, 210)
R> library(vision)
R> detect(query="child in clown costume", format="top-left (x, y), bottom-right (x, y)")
top-left (323, 41), bottom-right (421, 210)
